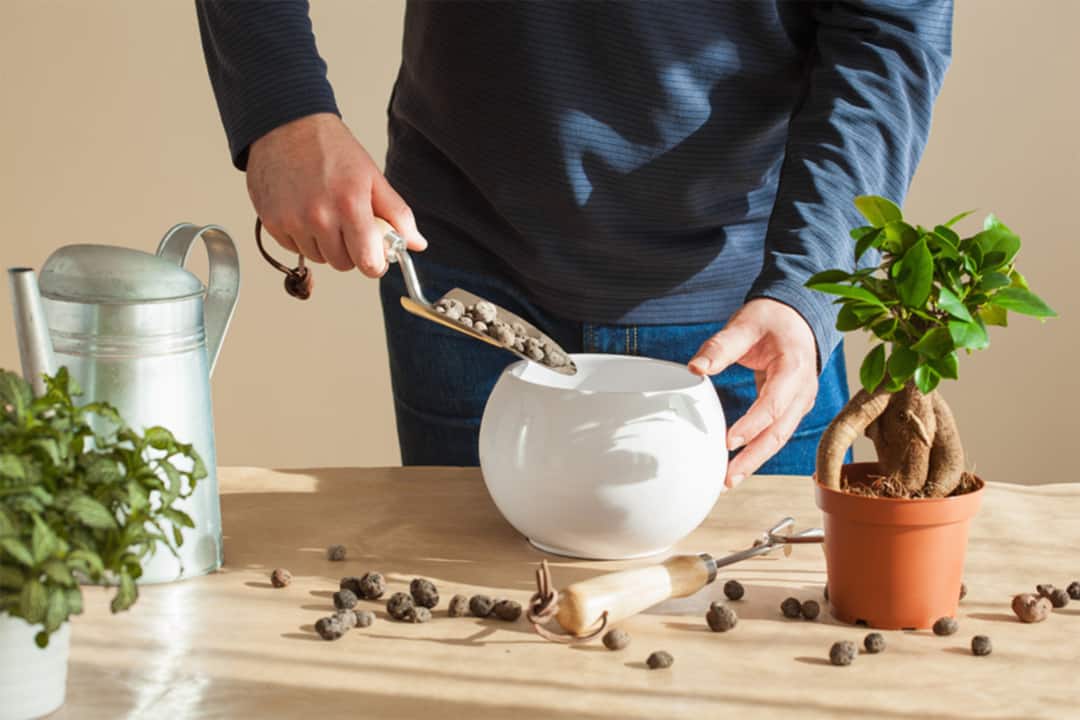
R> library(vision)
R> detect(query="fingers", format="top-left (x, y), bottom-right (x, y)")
top-left (372, 176), bottom-right (427, 252)
top-left (340, 187), bottom-right (391, 278)
top-left (688, 324), bottom-right (759, 376)
top-left (259, 220), bottom-right (300, 255)
top-left (725, 387), bottom-right (813, 488)
top-left (726, 355), bottom-right (812, 452)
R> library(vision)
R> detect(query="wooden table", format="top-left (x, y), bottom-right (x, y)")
top-left (59, 467), bottom-right (1080, 719)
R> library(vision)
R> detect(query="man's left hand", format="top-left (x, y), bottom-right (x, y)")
top-left (688, 298), bottom-right (818, 488)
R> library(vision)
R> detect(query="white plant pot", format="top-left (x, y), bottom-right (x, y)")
top-left (0, 615), bottom-right (69, 720)
top-left (480, 354), bottom-right (728, 559)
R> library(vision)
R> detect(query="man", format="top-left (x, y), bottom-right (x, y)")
top-left (197, 1), bottom-right (951, 484)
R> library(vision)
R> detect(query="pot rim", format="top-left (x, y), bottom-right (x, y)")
top-left (814, 461), bottom-right (985, 504)
top-left (814, 462), bottom-right (984, 525)
top-left (502, 353), bottom-right (712, 397)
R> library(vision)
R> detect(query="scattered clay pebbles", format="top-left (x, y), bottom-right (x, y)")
top-left (1012, 593), bottom-right (1052, 623)
top-left (326, 544), bottom-right (347, 562)
top-left (1068, 581), bottom-right (1080, 600)
top-left (829, 641), bottom-right (857, 666)
top-left (971, 635), bottom-right (992, 656)
top-left (646, 651), bottom-right (674, 669)
top-left (863, 633), bottom-right (886, 654)
top-left (410, 578), bottom-right (440, 609)
top-left (432, 298), bottom-right (569, 369)
top-left (602, 628), bottom-right (631, 651)
top-left (493, 599), bottom-right (523, 622)
top-left (469, 595), bottom-right (495, 618)
top-left (781, 597), bottom-right (803, 619)
top-left (387, 592), bottom-right (414, 621)
top-left (270, 568), bottom-right (292, 588)
top-left (800, 600), bottom-right (821, 621)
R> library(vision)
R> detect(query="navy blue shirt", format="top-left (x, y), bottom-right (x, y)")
top-left (197, 1), bottom-right (952, 369)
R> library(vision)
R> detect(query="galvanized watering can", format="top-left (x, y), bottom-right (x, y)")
top-left (8, 224), bottom-right (239, 583)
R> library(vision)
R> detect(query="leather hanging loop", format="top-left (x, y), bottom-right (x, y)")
top-left (527, 560), bottom-right (608, 643)
top-left (254, 217), bottom-right (313, 300)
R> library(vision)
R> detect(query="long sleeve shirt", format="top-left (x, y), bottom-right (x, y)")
top-left (196, 1), bottom-right (952, 369)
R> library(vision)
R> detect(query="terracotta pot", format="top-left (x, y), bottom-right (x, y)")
top-left (814, 462), bottom-right (984, 630)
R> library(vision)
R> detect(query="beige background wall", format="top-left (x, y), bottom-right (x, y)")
top-left (2, 1), bottom-right (1077, 483)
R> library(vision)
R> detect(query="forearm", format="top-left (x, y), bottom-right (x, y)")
top-left (748, 0), bottom-right (953, 370)
top-left (196, 0), bottom-right (340, 169)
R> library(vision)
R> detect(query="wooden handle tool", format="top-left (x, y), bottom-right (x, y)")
top-left (529, 517), bottom-right (824, 640)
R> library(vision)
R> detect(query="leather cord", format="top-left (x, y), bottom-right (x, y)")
top-left (527, 559), bottom-right (608, 643)
top-left (254, 217), bottom-right (313, 300)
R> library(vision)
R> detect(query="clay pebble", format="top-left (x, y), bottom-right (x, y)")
top-left (354, 610), bottom-right (375, 628)
top-left (602, 628), bottom-right (631, 651)
top-left (410, 578), bottom-right (440, 609)
top-left (326, 544), bottom-right (347, 562)
top-left (801, 600), bottom-right (821, 621)
top-left (469, 594), bottom-right (495, 618)
top-left (723, 580), bottom-right (745, 601)
top-left (971, 635), bottom-right (992, 656)
top-left (1048, 588), bottom-right (1070, 609)
top-left (933, 617), bottom-right (959, 636)
top-left (781, 597), bottom-right (803, 619)
top-left (333, 589), bottom-right (359, 611)
top-left (863, 632), bottom-right (886, 654)
top-left (706, 602), bottom-right (738, 632)
top-left (1068, 581), bottom-right (1080, 601)
top-left (829, 641), bottom-right (857, 666)
top-left (359, 572), bottom-right (386, 600)
top-left (339, 576), bottom-right (363, 597)
top-left (448, 594), bottom-right (469, 617)
top-left (1012, 593), bottom-right (1052, 623)
top-left (493, 599), bottom-right (523, 622)
top-left (387, 592), bottom-right (414, 621)
top-left (405, 606), bottom-right (432, 624)
top-left (315, 616), bottom-right (346, 641)
top-left (270, 568), bottom-right (292, 588)
top-left (333, 609), bottom-right (357, 629)
top-left (646, 651), bottom-right (674, 669)
top-left (959, 582), bottom-right (967, 601)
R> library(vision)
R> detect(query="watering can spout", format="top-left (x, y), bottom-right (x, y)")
top-left (8, 267), bottom-right (57, 396)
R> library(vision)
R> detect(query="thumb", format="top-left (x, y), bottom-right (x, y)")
top-left (688, 323), bottom-right (759, 376)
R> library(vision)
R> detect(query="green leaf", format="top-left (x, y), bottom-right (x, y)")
top-left (806, 269), bottom-right (852, 285)
top-left (871, 316), bottom-right (899, 340)
top-left (990, 288), bottom-right (1057, 318)
top-left (894, 237), bottom-right (934, 308)
top-left (127, 480), bottom-right (149, 513)
top-left (1, 537), bottom-right (35, 567)
top-left (887, 346), bottom-right (920, 384)
top-left (0, 507), bottom-right (15, 535)
top-left (0, 371), bottom-right (33, 416)
top-left (86, 456), bottom-right (122, 485)
top-left (930, 351), bottom-right (960, 380)
top-left (855, 227), bottom-right (883, 261)
top-left (854, 195), bottom-right (903, 228)
top-left (65, 588), bottom-right (83, 616)
top-left (189, 452), bottom-right (208, 483)
top-left (979, 272), bottom-right (1011, 291)
top-left (1009, 269), bottom-right (1029, 290)
top-left (44, 587), bottom-right (68, 633)
top-left (66, 496), bottom-right (117, 530)
top-left (914, 364), bottom-right (941, 394)
top-left (934, 224), bottom-right (960, 246)
top-left (860, 344), bottom-right (887, 393)
top-left (68, 549), bottom-right (104, 578)
top-left (945, 210), bottom-right (975, 227)
top-left (31, 517), bottom-right (58, 564)
top-left (161, 507), bottom-right (195, 529)
top-left (143, 426), bottom-right (176, 451)
top-left (41, 560), bottom-right (75, 587)
top-left (949, 319), bottom-right (990, 350)
top-left (973, 223), bottom-right (1021, 268)
top-left (836, 303), bottom-right (884, 332)
top-left (0, 454), bottom-right (27, 480)
top-left (936, 287), bottom-right (973, 322)
top-left (110, 571), bottom-right (137, 614)
top-left (806, 283), bottom-right (886, 307)
top-left (979, 304), bottom-right (1008, 327)
top-left (883, 221), bottom-right (918, 253)
top-left (19, 577), bottom-right (46, 623)
top-left (911, 327), bottom-right (954, 359)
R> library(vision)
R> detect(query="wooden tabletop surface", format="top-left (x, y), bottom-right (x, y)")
top-left (58, 466), bottom-right (1080, 719)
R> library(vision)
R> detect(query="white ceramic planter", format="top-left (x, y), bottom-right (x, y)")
top-left (479, 354), bottom-right (727, 559)
top-left (0, 615), bottom-right (69, 720)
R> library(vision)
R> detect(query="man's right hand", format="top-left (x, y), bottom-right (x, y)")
top-left (246, 113), bottom-right (427, 278)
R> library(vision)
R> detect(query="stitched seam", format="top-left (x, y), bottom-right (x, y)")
top-left (633, 326), bottom-right (638, 355)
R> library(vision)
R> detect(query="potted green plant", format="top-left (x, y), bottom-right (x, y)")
top-left (808, 196), bottom-right (1055, 629)
top-left (0, 368), bottom-right (204, 720)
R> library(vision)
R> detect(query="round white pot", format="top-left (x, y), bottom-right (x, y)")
top-left (0, 615), bottom-right (69, 720)
top-left (479, 354), bottom-right (728, 559)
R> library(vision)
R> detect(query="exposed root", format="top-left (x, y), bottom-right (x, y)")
top-left (816, 388), bottom-right (891, 490)
top-left (923, 393), bottom-right (965, 498)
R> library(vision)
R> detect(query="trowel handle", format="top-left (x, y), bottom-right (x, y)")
top-left (556, 554), bottom-right (716, 636)
top-left (374, 217), bottom-right (429, 306)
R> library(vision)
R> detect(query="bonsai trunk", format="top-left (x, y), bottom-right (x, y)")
top-left (816, 384), bottom-right (966, 498)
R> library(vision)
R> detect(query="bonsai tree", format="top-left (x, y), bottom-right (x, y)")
top-left (809, 196), bottom-right (1055, 498)
top-left (0, 367), bottom-right (204, 646)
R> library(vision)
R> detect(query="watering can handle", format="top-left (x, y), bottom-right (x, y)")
top-left (156, 224), bottom-right (240, 376)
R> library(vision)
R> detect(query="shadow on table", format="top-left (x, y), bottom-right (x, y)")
top-left (220, 467), bottom-right (609, 595)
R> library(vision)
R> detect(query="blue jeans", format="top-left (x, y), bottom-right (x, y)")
top-left (379, 255), bottom-right (850, 472)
